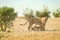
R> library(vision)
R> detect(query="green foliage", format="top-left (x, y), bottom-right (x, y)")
top-left (23, 9), bottom-right (34, 20)
top-left (0, 7), bottom-right (17, 31)
top-left (36, 11), bottom-right (42, 17)
top-left (53, 9), bottom-right (60, 17)
top-left (36, 7), bottom-right (50, 18)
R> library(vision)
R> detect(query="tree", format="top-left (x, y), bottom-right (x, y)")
top-left (36, 7), bottom-right (50, 18)
top-left (0, 7), bottom-right (17, 31)
top-left (53, 9), bottom-right (60, 17)
top-left (23, 9), bottom-right (34, 20)
top-left (36, 11), bottom-right (42, 17)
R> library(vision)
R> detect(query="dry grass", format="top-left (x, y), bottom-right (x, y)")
top-left (1, 31), bottom-right (60, 40)
top-left (1, 17), bottom-right (60, 40)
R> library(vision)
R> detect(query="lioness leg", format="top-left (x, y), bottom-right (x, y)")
top-left (40, 26), bottom-right (45, 31)
top-left (28, 23), bottom-right (32, 31)
top-left (31, 27), bottom-right (36, 31)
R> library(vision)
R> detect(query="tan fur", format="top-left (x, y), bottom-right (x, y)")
top-left (20, 17), bottom-right (48, 31)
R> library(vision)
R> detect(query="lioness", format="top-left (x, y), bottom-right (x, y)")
top-left (20, 17), bottom-right (45, 31)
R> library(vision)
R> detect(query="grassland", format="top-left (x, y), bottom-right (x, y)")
top-left (0, 17), bottom-right (60, 40)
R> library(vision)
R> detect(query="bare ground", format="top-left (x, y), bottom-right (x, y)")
top-left (1, 17), bottom-right (60, 40)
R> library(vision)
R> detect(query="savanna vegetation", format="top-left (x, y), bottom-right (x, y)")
top-left (0, 6), bottom-right (60, 31)
top-left (0, 7), bottom-right (17, 31)
top-left (0, 7), bottom-right (17, 40)
top-left (21, 6), bottom-right (60, 32)
top-left (0, 6), bottom-right (60, 40)
top-left (53, 9), bottom-right (60, 17)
